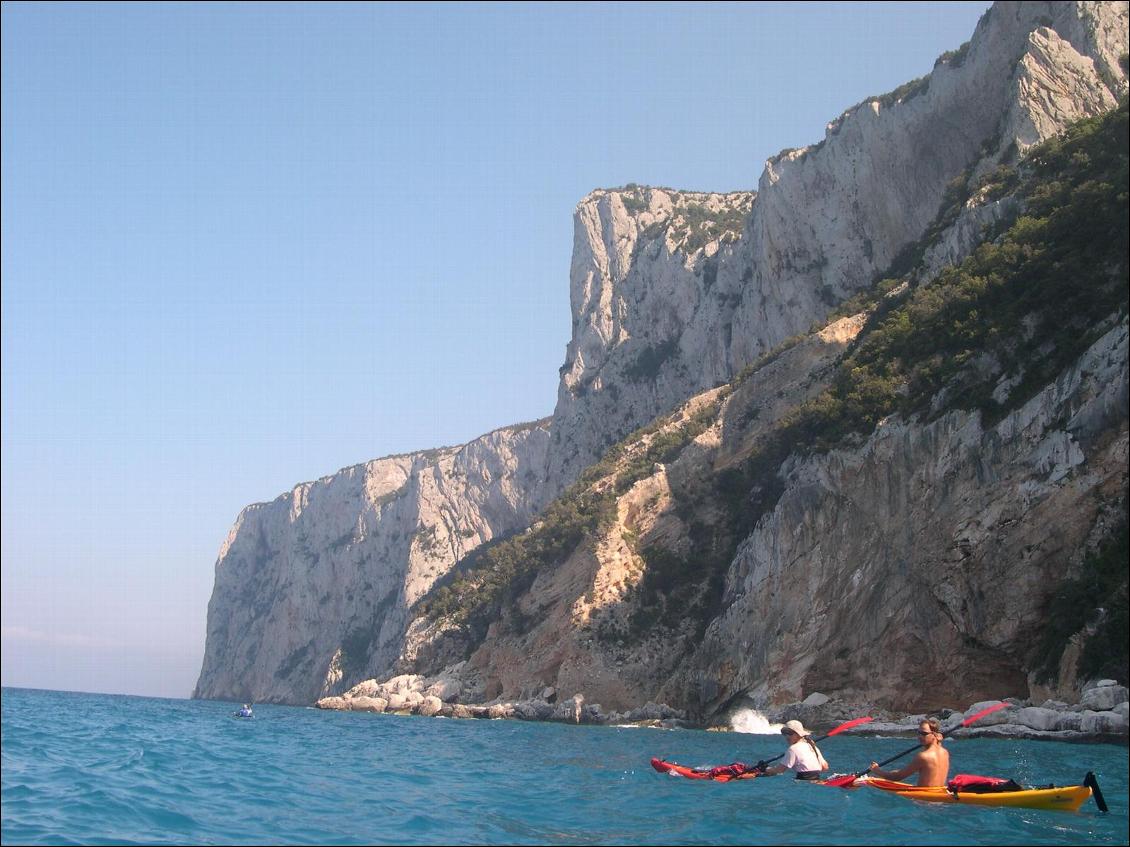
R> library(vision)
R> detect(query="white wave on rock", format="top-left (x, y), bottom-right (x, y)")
top-left (730, 708), bottom-right (782, 734)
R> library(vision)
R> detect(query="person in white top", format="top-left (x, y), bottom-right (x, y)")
top-left (758, 719), bottom-right (830, 780)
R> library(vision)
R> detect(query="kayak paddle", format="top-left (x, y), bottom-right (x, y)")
top-left (824, 701), bottom-right (1010, 788)
top-left (749, 716), bottom-right (874, 772)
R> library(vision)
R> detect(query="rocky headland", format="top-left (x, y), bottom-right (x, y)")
top-left (195, 2), bottom-right (1129, 731)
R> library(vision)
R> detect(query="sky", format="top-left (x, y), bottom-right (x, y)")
top-left (1, 1), bottom-right (992, 699)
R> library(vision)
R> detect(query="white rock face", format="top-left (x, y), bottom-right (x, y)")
top-left (545, 188), bottom-right (754, 493)
top-left (195, 1), bottom-right (1128, 708)
top-left (1081, 683), bottom-right (1130, 711)
top-left (1080, 709), bottom-right (1129, 734)
top-left (1004, 24), bottom-right (1122, 151)
top-left (543, 1), bottom-right (1128, 493)
top-left (193, 422), bottom-right (550, 704)
top-left (419, 309), bottom-right (1126, 718)
top-left (682, 321), bottom-right (1128, 714)
top-left (420, 312), bottom-right (868, 713)
top-left (1014, 706), bottom-right (1063, 731)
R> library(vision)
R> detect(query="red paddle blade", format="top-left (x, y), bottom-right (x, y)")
top-left (826, 716), bottom-right (873, 737)
top-left (960, 701), bottom-right (1008, 728)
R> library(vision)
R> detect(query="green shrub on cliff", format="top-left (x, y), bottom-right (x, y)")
top-left (420, 485), bottom-right (616, 643)
top-left (418, 391), bottom-right (729, 653)
top-left (782, 99), bottom-right (1127, 447)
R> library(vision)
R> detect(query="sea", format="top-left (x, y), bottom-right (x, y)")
top-left (2, 687), bottom-right (1127, 846)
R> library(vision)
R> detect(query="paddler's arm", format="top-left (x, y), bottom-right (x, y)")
top-left (869, 756), bottom-right (920, 781)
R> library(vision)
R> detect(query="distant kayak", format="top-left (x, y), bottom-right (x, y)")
top-left (862, 777), bottom-right (1093, 812)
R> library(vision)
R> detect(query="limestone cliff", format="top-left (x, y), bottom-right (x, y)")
top-left (545, 187), bottom-right (754, 496)
top-left (400, 76), bottom-right (1129, 717)
top-left (195, 0), bottom-right (1128, 708)
top-left (685, 321), bottom-right (1128, 716)
top-left (544, 1), bottom-right (1128, 493)
top-left (193, 422), bottom-right (550, 703)
top-left (414, 315), bottom-right (1125, 717)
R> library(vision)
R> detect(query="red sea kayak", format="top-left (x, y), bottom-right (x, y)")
top-left (650, 717), bottom-right (877, 784)
top-left (650, 757), bottom-right (761, 781)
top-left (651, 757), bottom-right (863, 784)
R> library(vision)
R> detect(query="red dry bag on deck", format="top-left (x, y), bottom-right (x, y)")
top-left (708, 762), bottom-right (757, 779)
top-left (947, 774), bottom-right (1023, 793)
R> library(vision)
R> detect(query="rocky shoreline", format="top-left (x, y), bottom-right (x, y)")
top-left (315, 674), bottom-right (1128, 744)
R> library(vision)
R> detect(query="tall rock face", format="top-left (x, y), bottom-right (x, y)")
top-left (545, 187), bottom-right (755, 495)
top-left (543, 0), bottom-right (1127, 494)
top-left (679, 321), bottom-right (1128, 715)
top-left (438, 316), bottom-right (872, 711)
top-left (193, 422), bottom-right (550, 704)
top-left (423, 317), bottom-right (1126, 716)
top-left (195, 0), bottom-right (1128, 707)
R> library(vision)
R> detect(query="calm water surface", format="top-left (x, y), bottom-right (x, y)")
top-left (2, 687), bottom-right (1126, 845)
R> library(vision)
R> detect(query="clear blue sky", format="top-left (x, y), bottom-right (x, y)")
top-left (2, 1), bottom-right (991, 699)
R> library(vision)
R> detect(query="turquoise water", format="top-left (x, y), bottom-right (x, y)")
top-left (2, 687), bottom-right (1126, 845)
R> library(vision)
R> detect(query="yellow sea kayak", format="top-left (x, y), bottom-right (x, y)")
top-left (862, 777), bottom-right (1093, 812)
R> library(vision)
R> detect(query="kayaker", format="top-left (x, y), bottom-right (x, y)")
top-left (868, 718), bottom-right (949, 786)
top-left (757, 720), bottom-right (829, 780)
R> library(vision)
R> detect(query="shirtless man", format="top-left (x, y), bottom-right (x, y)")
top-left (868, 717), bottom-right (950, 787)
